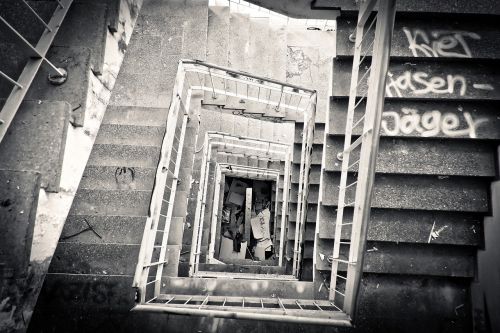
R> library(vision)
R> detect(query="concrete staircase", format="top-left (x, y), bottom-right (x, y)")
top-left (27, 0), bottom-right (209, 331)
top-left (8, 0), bottom-right (499, 332)
top-left (311, 10), bottom-right (500, 332)
top-left (0, 0), bottom-right (140, 331)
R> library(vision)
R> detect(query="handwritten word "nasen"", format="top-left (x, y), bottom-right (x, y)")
top-left (386, 71), bottom-right (466, 98)
top-left (381, 108), bottom-right (487, 138)
top-left (403, 28), bottom-right (481, 58)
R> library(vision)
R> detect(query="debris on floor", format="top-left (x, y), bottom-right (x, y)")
top-left (216, 176), bottom-right (276, 263)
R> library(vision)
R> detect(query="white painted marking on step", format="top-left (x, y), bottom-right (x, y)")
top-left (473, 83), bottom-right (494, 91)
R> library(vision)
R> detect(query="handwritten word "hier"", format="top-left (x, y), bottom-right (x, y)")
top-left (403, 28), bottom-right (481, 58)
top-left (381, 109), bottom-right (487, 138)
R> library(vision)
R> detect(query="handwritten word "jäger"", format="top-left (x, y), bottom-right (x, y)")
top-left (381, 108), bottom-right (487, 138)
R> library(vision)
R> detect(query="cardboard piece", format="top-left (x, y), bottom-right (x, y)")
top-left (254, 246), bottom-right (266, 260)
top-left (225, 180), bottom-right (248, 205)
top-left (227, 191), bottom-right (244, 206)
top-left (219, 237), bottom-right (247, 260)
top-left (250, 208), bottom-right (271, 240)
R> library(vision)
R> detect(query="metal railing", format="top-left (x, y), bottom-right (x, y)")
top-left (329, 0), bottom-right (396, 320)
top-left (133, 294), bottom-right (351, 326)
top-left (133, 59), bottom-right (317, 304)
top-left (0, 0), bottom-right (72, 143)
top-left (189, 132), bottom-right (293, 277)
top-left (291, 93), bottom-right (317, 278)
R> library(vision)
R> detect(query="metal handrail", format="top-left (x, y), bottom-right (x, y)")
top-left (0, 0), bottom-right (72, 143)
top-left (328, 0), bottom-right (396, 321)
top-left (181, 59), bottom-right (316, 94)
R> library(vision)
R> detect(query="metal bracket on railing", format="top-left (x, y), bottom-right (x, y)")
top-left (48, 68), bottom-right (68, 85)
top-left (208, 68), bottom-right (217, 100)
top-left (274, 86), bottom-right (284, 112)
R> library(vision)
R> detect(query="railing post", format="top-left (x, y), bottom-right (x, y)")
top-left (343, 0), bottom-right (396, 318)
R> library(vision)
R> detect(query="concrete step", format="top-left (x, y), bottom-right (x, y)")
top-left (87, 144), bottom-right (160, 168)
top-left (50, 242), bottom-right (180, 277)
top-left (61, 215), bottom-right (146, 245)
top-left (294, 122), bottom-right (325, 144)
top-left (268, 23), bottom-right (287, 82)
top-left (206, 6), bottom-right (230, 66)
top-left (0, 169), bottom-right (41, 278)
top-left (277, 223), bottom-right (316, 242)
top-left (79, 165), bottom-right (156, 190)
top-left (95, 124), bottom-right (165, 146)
top-left (161, 276), bottom-right (315, 299)
top-left (55, 2), bottom-right (108, 74)
top-left (198, 263), bottom-right (286, 275)
top-left (313, 0), bottom-right (500, 15)
top-left (287, 184), bottom-right (319, 204)
top-left (167, 217), bottom-right (185, 246)
top-left (329, 97), bottom-right (500, 140)
top-left (218, 111), bottom-right (235, 135)
top-left (277, 202), bottom-right (318, 223)
top-left (25, 46), bottom-right (92, 127)
top-left (315, 239), bottom-right (475, 278)
top-left (293, 143), bottom-right (322, 165)
top-left (171, 191), bottom-right (189, 218)
top-left (322, 172), bottom-right (490, 212)
top-left (336, 15), bottom-right (500, 59)
top-left (332, 58), bottom-right (500, 100)
top-left (69, 189), bottom-right (151, 216)
top-left (0, 100), bottom-right (70, 192)
top-left (324, 135), bottom-right (496, 177)
top-left (102, 105), bottom-right (168, 127)
top-left (50, 242), bottom-right (139, 275)
top-left (228, 12), bottom-right (250, 72)
top-left (0, 1), bottom-right (55, 45)
top-left (260, 120), bottom-right (275, 141)
top-left (31, 273), bottom-right (472, 332)
top-left (248, 17), bottom-right (270, 76)
top-left (317, 207), bottom-right (483, 246)
top-left (77, 0), bottom-right (121, 34)
top-left (0, 1), bottom-right (108, 75)
top-left (291, 165), bottom-right (321, 185)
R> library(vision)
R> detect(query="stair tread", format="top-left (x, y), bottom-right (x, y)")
top-left (62, 215), bottom-right (147, 245)
top-left (332, 58), bottom-right (500, 100)
top-left (80, 165), bottom-right (156, 190)
top-left (315, 239), bottom-right (475, 277)
top-left (161, 276), bottom-right (315, 299)
top-left (329, 98), bottom-right (500, 140)
top-left (324, 136), bottom-right (496, 177)
top-left (102, 105), bottom-right (169, 126)
top-left (87, 144), bottom-right (160, 168)
top-left (0, 100), bottom-right (70, 192)
top-left (95, 123), bottom-right (165, 146)
top-left (322, 172), bottom-right (490, 212)
top-left (317, 207), bottom-right (483, 246)
top-left (69, 188), bottom-right (152, 216)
